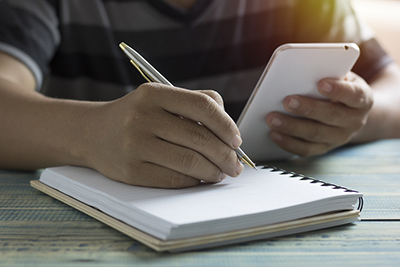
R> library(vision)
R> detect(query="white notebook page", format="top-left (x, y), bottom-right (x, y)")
top-left (40, 166), bottom-right (361, 239)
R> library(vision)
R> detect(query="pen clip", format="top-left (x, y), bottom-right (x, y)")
top-left (130, 60), bottom-right (154, 83)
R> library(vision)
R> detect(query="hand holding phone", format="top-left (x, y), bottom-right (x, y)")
top-left (237, 43), bottom-right (361, 161)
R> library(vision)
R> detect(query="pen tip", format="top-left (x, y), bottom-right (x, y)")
top-left (119, 42), bottom-right (127, 50)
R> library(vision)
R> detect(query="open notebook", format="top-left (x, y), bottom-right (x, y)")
top-left (31, 165), bottom-right (363, 252)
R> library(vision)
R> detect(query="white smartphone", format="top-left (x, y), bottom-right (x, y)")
top-left (237, 43), bottom-right (360, 162)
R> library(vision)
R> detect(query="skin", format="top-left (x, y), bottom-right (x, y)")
top-left (266, 63), bottom-right (400, 157)
top-left (0, 51), bottom-right (243, 188)
top-left (168, 0), bottom-right (400, 157)
top-left (1, 0), bottom-right (400, 188)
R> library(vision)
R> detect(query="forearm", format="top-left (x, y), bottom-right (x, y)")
top-left (0, 78), bottom-right (101, 170)
top-left (351, 63), bottom-right (400, 143)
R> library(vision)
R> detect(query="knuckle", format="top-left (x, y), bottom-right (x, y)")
top-left (131, 108), bottom-right (151, 124)
top-left (326, 106), bottom-right (345, 125)
top-left (119, 162), bottom-right (143, 186)
top-left (178, 150), bottom-right (200, 175)
top-left (166, 172), bottom-right (188, 189)
top-left (282, 119), bottom-right (296, 134)
top-left (353, 85), bottom-right (367, 106)
top-left (306, 126), bottom-right (322, 141)
top-left (176, 148), bottom-right (222, 183)
top-left (122, 108), bottom-right (152, 134)
top-left (195, 93), bottom-right (218, 117)
top-left (360, 115), bottom-right (368, 128)
top-left (352, 117), bottom-right (366, 132)
top-left (203, 90), bottom-right (224, 107)
top-left (367, 93), bottom-right (374, 108)
top-left (349, 82), bottom-right (373, 108)
top-left (344, 110), bottom-right (369, 133)
top-left (135, 83), bottom-right (154, 100)
top-left (135, 82), bottom-right (165, 104)
top-left (303, 102), bottom-right (317, 117)
top-left (276, 116), bottom-right (298, 136)
top-left (139, 81), bottom-right (162, 92)
top-left (187, 125), bottom-right (213, 147)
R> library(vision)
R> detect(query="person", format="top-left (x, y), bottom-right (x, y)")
top-left (0, 0), bottom-right (399, 188)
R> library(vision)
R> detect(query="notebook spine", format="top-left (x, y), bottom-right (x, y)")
top-left (260, 165), bottom-right (364, 211)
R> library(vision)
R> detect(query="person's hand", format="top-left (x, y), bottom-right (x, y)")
top-left (265, 72), bottom-right (374, 157)
top-left (80, 83), bottom-right (244, 188)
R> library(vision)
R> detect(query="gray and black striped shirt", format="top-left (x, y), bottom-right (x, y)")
top-left (0, 0), bottom-right (392, 120)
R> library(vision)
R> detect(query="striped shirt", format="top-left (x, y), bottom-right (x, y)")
top-left (0, 0), bottom-right (392, 120)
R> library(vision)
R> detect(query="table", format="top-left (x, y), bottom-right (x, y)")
top-left (1, 139), bottom-right (399, 266)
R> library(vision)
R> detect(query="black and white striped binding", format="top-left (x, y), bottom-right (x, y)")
top-left (260, 165), bottom-right (364, 212)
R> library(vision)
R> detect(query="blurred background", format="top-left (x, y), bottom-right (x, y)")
top-left (353, 0), bottom-right (400, 63)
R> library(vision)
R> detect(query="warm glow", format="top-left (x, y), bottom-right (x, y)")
top-left (352, 0), bottom-right (400, 63)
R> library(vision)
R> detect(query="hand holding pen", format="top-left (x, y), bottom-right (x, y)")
top-left (119, 42), bottom-right (256, 171)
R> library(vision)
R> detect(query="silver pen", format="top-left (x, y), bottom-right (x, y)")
top-left (119, 42), bottom-right (257, 170)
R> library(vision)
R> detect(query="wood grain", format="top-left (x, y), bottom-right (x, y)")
top-left (0, 221), bottom-right (399, 266)
top-left (1, 140), bottom-right (399, 266)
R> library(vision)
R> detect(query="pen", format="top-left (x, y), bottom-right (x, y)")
top-left (119, 42), bottom-right (257, 170)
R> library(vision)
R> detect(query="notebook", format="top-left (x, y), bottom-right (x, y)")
top-left (31, 165), bottom-right (363, 252)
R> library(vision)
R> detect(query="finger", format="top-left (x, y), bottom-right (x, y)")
top-left (283, 95), bottom-right (366, 128)
top-left (140, 83), bottom-right (242, 149)
top-left (266, 112), bottom-right (350, 145)
top-left (198, 89), bottom-right (224, 108)
top-left (150, 110), bottom-right (243, 177)
top-left (318, 73), bottom-right (373, 109)
top-left (269, 130), bottom-right (331, 158)
top-left (119, 161), bottom-right (201, 189)
top-left (140, 136), bottom-right (229, 183)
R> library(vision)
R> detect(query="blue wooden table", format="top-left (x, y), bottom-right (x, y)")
top-left (1, 140), bottom-right (399, 266)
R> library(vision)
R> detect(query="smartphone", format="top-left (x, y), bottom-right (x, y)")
top-left (237, 43), bottom-right (360, 162)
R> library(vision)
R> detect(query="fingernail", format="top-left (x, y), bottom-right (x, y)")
top-left (321, 82), bottom-right (333, 93)
top-left (232, 134), bottom-right (242, 148)
top-left (271, 116), bottom-right (282, 127)
top-left (236, 160), bottom-right (244, 175)
top-left (288, 97), bottom-right (300, 110)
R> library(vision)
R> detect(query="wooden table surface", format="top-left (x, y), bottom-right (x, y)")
top-left (1, 139), bottom-right (399, 266)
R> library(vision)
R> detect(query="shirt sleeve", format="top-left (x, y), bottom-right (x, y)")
top-left (0, 0), bottom-right (60, 90)
top-left (293, 0), bottom-right (393, 82)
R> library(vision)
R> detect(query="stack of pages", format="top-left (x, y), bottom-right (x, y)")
top-left (31, 165), bottom-right (362, 252)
